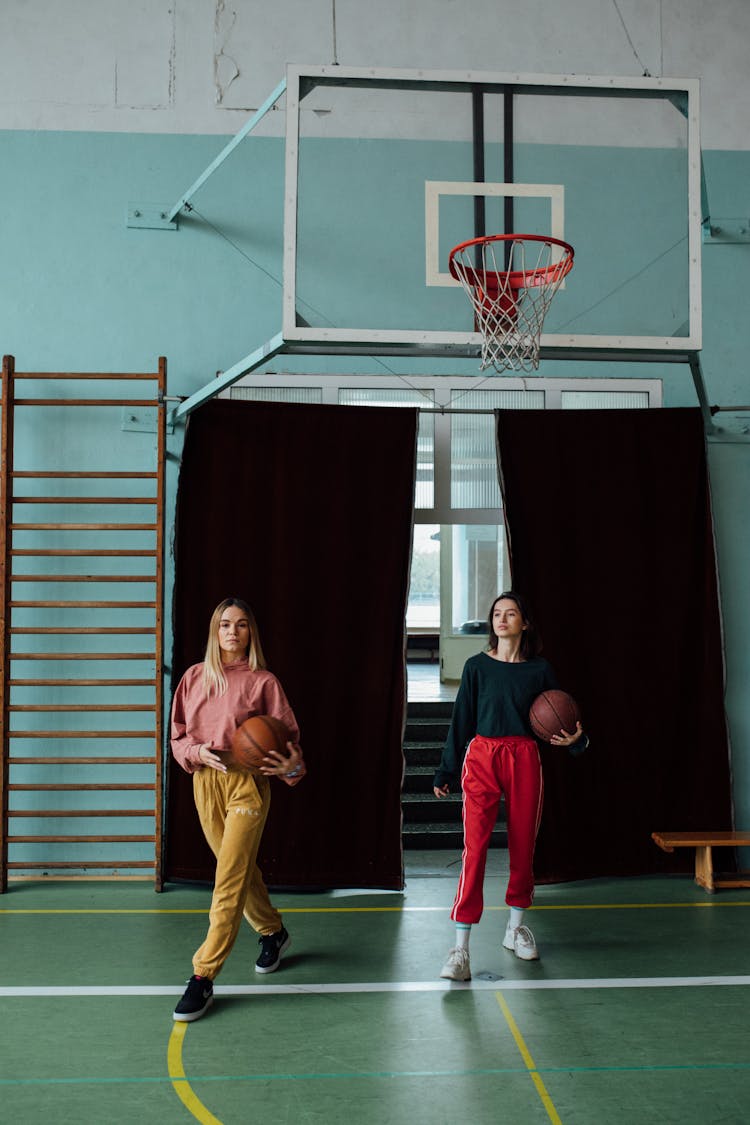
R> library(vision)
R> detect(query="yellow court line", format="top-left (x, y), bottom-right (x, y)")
top-left (529, 900), bottom-right (750, 910)
top-left (496, 992), bottom-right (563, 1125)
top-left (2, 900), bottom-right (750, 915)
top-left (1, 908), bottom-right (217, 915)
top-left (168, 1022), bottom-right (224, 1125)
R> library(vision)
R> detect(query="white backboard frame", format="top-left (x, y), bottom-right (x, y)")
top-left (281, 64), bottom-right (702, 360)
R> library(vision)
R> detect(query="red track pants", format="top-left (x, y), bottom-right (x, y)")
top-left (450, 735), bottom-right (543, 924)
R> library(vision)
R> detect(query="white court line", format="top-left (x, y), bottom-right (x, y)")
top-left (3, 976), bottom-right (750, 998)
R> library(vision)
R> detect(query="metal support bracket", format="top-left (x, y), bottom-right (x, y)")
top-left (702, 218), bottom-right (750, 244)
top-left (121, 406), bottom-right (174, 434)
top-left (126, 205), bottom-right (178, 231)
top-left (688, 353), bottom-right (718, 436)
top-left (168, 332), bottom-right (287, 426)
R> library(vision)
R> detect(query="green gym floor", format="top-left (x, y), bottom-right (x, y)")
top-left (2, 851), bottom-right (749, 1125)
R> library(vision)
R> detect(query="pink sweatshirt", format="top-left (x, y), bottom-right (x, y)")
top-left (170, 658), bottom-right (305, 786)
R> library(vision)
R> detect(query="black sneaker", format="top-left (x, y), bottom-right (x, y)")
top-left (173, 975), bottom-right (214, 1022)
top-left (255, 926), bottom-right (291, 974)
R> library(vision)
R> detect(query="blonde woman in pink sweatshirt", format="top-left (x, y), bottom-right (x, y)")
top-left (170, 596), bottom-right (306, 1022)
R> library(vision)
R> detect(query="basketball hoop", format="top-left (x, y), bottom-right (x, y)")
top-left (448, 234), bottom-right (574, 373)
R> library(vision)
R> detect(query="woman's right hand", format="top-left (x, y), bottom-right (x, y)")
top-left (197, 744), bottom-right (227, 772)
top-left (433, 784), bottom-right (450, 799)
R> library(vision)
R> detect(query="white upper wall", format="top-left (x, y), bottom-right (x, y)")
top-left (0, 0), bottom-right (748, 148)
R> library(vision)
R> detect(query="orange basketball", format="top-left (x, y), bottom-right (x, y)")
top-left (229, 715), bottom-right (289, 770)
top-left (529, 690), bottom-right (581, 743)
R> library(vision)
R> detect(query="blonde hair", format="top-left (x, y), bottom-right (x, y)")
top-left (201, 597), bottom-right (267, 698)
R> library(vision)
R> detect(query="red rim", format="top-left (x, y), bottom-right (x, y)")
top-left (449, 233), bottom-right (574, 290)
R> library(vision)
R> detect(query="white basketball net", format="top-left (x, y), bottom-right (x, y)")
top-left (450, 236), bottom-right (573, 373)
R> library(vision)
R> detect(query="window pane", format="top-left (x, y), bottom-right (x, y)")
top-left (230, 387), bottom-right (322, 403)
top-left (561, 390), bottom-right (650, 408)
top-left (338, 387), bottom-right (434, 508)
top-left (407, 524), bottom-right (440, 630)
top-left (450, 389), bottom-right (544, 508)
top-left (451, 524), bottom-right (504, 632)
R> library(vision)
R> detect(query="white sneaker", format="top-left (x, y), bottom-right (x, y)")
top-left (440, 947), bottom-right (471, 981)
top-left (503, 924), bottom-right (539, 961)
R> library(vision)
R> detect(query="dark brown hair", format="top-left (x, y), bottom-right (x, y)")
top-left (487, 590), bottom-right (542, 659)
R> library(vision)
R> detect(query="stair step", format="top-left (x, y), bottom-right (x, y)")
top-left (402, 792), bottom-right (463, 823)
top-left (403, 745), bottom-right (445, 767)
top-left (405, 718), bottom-right (452, 742)
top-left (402, 767), bottom-right (509, 802)
top-left (402, 700), bottom-right (470, 849)
top-left (402, 794), bottom-right (506, 825)
top-left (403, 825), bottom-right (463, 849)
top-left (406, 701), bottom-right (454, 719)
top-left (402, 765), bottom-right (438, 793)
top-left (403, 822), bottom-right (507, 849)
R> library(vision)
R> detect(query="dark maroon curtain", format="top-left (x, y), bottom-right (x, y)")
top-left (495, 407), bottom-right (732, 882)
top-left (165, 398), bottom-right (417, 890)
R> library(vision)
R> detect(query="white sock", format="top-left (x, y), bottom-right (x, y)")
top-left (455, 923), bottom-right (471, 950)
top-left (508, 907), bottom-right (525, 931)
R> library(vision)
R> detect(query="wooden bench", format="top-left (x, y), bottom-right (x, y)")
top-left (652, 831), bottom-right (750, 893)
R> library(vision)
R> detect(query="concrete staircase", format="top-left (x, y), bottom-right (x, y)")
top-left (402, 700), bottom-right (507, 850)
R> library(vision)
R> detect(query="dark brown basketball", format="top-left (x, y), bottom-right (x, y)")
top-left (229, 715), bottom-right (289, 770)
top-left (529, 690), bottom-right (581, 743)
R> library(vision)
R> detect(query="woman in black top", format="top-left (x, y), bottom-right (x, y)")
top-left (434, 591), bottom-right (585, 980)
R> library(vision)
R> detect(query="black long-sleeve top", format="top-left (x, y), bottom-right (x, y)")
top-left (432, 652), bottom-right (559, 790)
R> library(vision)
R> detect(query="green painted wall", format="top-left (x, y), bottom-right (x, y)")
top-left (1, 131), bottom-right (748, 870)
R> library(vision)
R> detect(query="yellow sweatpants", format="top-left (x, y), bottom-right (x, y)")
top-left (191, 766), bottom-right (283, 980)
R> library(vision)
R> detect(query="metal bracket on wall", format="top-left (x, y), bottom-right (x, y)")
top-left (126, 204), bottom-right (177, 231)
top-left (702, 218), bottom-right (750, 244)
top-left (121, 406), bottom-right (174, 434)
top-left (696, 153), bottom-right (750, 243)
top-left (708, 404), bottom-right (750, 442)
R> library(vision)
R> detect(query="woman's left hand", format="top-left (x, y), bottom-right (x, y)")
top-left (260, 740), bottom-right (304, 778)
top-left (550, 721), bottom-right (583, 748)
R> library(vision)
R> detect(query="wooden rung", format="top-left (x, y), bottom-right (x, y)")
top-left (13, 627), bottom-right (156, 634)
top-left (10, 705), bottom-right (156, 712)
top-left (11, 679), bottom-right (156, 686)
top-left (13, 549), bottom-right (157, 556)
top-left (12, 497), bottom-right (157, 505)
top-left (14, 471), bottom-right (158, 478)
top-left (10, 730), bottom-right (155, 738)
top-left (10, 653), bottom-right (155, 661)
top-left (11, 575), bottom-right (156, 583)
top-left (10, 810), bottom-right (155, 818)
top-left (10, 757), bottom-right (156, 765)
top-left (9, 835), bottom-right (155, 843)
top-left (7, 861), bottom-right (156, 869)
top-left (13, 372), bottom-right (159, 381)
top-left (10, 600), bottom-right (157, 608)
top-left (13, 398), bottom-right (159, 407)
top-left (12, 523), bottom-right (157, 531)
top-left (9, 784), bottom-right (155, 791)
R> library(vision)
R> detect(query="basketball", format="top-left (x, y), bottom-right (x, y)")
top-left (229, 715), bottom-right (290, 770)
top-left (529, 690), bottom-right (581, 743)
